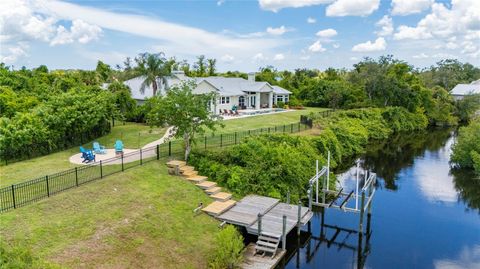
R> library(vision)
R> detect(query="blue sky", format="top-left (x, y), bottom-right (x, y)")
top-left (1, 0), bottom-right (479, 71)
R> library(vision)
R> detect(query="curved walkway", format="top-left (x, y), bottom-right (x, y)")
top-left (69, 126), bottom-right (176, 165)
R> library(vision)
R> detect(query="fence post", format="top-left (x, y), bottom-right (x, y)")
top-left (275, 126), bottom-right (277, 132)
top-left (220, 134), bottom-right (223, 147)
top-left (121, 154), bottom-right (124, 171)
top-left (168, 141), bottom-right (172, 156)
top-left (156, 145), bottom-right (159, 160)
top-left (204, 136), bottom-right (207, 150)
top-left (257, 213), bottom-right (262, 236)
top-left (11, 185), bottom-right (16, 209)
top-left (75, 167), bottom-right (79, 186)
top-left (268, 127), bottom-right (270, 133)
top-left (100, 161), bottom-right (103, 178)
top-left (282, 215), bottom-right (287, 250)
top-left (248, 130), bottom-right (251, 136)
top-left (297, 200), bottom-right (302, 235)
top-left (298, 122), bottom-right (300, 131)
top-left (283, 124), bottom-right (286, 133)
top-left (140, 149), bottom-right (143, 165)
top-left (234, 132), bottom-right (237, 144)
top-left (46, 175), bottom-right (50, 197)
top-left (291, 123), bottom-right (293, 133)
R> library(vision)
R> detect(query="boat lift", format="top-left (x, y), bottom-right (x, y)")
top-left (306, 152), bottom-right (377, 235)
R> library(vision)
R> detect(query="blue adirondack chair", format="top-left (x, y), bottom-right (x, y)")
top-left (80, 146), bottom-right (95, 163)
top-left (114, 140), bottom-right (124, 155)
top-left (93, 141), bottom-right (106, 154)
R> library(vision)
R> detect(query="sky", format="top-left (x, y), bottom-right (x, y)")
top-left (0, 0), bottom-right (479, 71)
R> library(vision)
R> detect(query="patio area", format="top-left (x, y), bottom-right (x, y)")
top-left (222, 108), bottom-right (290, 120)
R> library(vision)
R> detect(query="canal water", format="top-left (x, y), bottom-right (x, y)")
top-left (281, 128), bottom-right (480, 269)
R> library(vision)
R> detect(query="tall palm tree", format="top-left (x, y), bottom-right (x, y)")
top-left (135, 52), bottom-right (170, 96)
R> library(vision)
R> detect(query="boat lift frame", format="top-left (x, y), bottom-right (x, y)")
top-left (306, 152), bottom-right (377, 234)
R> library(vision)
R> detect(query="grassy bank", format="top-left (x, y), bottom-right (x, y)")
top-left (0, 161), bottom-right (219, 268)
top-left (0, 123), bottom-right (167, 187)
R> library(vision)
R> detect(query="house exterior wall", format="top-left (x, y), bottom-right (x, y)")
top-left (216, 95), bottom-right (241, 113)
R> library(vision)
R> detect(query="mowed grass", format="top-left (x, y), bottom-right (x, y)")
top-left (212, 107), bottom-right (328, 134)
top-left (0, 123), bottom-right (167, 187)
top-left (0, 161), bottom-right (220, 269)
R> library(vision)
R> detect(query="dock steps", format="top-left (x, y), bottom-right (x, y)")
top-left (196, 181), bottom-right (216, 190)
top-left (166, 160), bottom-right (186, 168)
top-left (205, 186), bottom-right (222, 195)
top-left (186, 175), bottom-right (208, 183)
top-left (210, 192), bottom-right (232, 202)
top-left (179, 166), bottom-right (195, 173)
top-left (202, 200), bottom-right (237, 216)
top-left (255, 233), bottom-right (280, 258)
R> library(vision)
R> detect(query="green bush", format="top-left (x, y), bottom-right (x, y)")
top-left (451, 118), bottom-right (480, 174)
top-left (208, 225), bottom-right (245, 269)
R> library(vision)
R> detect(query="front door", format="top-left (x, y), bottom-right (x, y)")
top-left (249, 95), bottom-right (256, 108)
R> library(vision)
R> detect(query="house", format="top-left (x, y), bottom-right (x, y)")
top-left (123, 71), bottom-right (292, 114)
top-left (450, 79), bottom-right (480, 101)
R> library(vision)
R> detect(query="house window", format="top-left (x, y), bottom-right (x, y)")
top-left (221, 96), bottom-right (230, 104)
top-left (239, 96), bottom-right (245, 108)
top-left (276, 96), bottom-right (284, 103)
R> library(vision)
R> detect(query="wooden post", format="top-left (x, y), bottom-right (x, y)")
top-left (100, 161), bottom-right (103, 178)
top-left (140, 149), bottom-right (143, 165)
top-left (46, 175), bottom-right (50, 197)
top-left (287, 190), bottom-right (290, 204)
top-left (308, 187), bottom-right (312, 211)
top-left (121, 154), bottom-right (124, 171)
top-left (75, 167), bottom-right (79, 186)
top-left (11, 185), bottom-right (16, 209)
top-left (282, 215), bottom-right (287, 250)
top-left (257, 213), bottom-right (262, 236)
top-left (297, 201), bottom-right (301, 235)
top-left (168, 141), bottom-right (172, 156)
top-left (156, 145), bottom-right (159, 160)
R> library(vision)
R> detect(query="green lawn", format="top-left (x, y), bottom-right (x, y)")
top-left (0, 161), bottom-right (220, 269)
top-left (0, 123), bottom-right (167, 187)
top-left (212, 107), bottom-right (327, 134)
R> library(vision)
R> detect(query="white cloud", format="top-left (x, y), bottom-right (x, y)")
top-left (308, 41), bottom-right (327, 52)
top-left (316, 28), bottom-right (337, 38)
top-left (394, 25), bottom-right (432, 40)
top-left (220, 54), bottom-right (235, 63)
top-left (350, 56), bottom-right (358, 61)
top-left (333, 43), bottom-right (340, 48)
top-left (259, 0), bottom-right (334, 12)
top-left (392, 0), bottom-right (480, 59)
top-left (352, 37), bottom-right (386, 52)
top-left (434, 245), bottom-right (480, 269)
top-left (252, 53), bottom-right (267, 61)
top-left (375, 15), bottom-right (393, 36)
top-left (300, 55), bottom-right (310, 60)
top-left (217, 0), bottom-right (225, 6)
top-left (273, 53), bottom-right (285, 60)
top-left (307, 17), bottom-right (316, 24)
top-left (391, 0), bottom-right (433, 16)
top-left (50, 19), bottom-right (102, 46)
top-left (0, 43), bottom-right (29, 63)
top-left (266, 25), bottom-right (292, 36)
top-left (412, 53), bottom-right (429, 59)
top-left (326, 0), bottom-right (380, 17)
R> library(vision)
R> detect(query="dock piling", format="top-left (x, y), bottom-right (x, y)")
top-left (297, 201), bottom-right (302, 235)
top-left (257, 213), bottom-right (263, 236)
top-left (282, 215), bottom-right (287, 250)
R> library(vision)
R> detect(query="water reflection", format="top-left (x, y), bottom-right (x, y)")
top-left (280, 128), bottom-right (480, 268)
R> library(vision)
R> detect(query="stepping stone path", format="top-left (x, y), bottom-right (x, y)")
top-left (166, 160), bottom-right (236, 216)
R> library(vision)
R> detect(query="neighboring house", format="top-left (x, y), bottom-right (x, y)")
top-left (123, 71), bottom-right (292, 114)
top-left (450, 79), bottom-right (480, 101)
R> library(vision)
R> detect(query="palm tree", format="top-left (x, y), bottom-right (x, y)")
top-left (135, 52), bottom-right (170, 96)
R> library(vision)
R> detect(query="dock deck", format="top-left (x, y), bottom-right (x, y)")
top-left (217, 195), bottom-right (313, 237)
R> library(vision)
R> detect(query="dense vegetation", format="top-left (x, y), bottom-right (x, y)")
top-left (0, 243), bottom-right (57, 269)
top-left (208, 225), bottom-right (244, 269)
top-left (189, 107), bottom-right (428, 200)
top-left (451, 118), bottom-right (480, 175)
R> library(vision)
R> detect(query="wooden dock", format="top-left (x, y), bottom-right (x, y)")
top-left (217, 195), bottom-right (313, 238)
top-left (240, 243), bottom-right (286, 269)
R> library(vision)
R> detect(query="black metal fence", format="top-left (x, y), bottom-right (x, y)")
top-left (0, 122), bottom-right (311, 213)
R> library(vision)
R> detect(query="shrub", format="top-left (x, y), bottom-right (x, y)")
top-left (208, 225), bottom-right (245, 269)
top-left (451, 118), bottom-right (480, 173)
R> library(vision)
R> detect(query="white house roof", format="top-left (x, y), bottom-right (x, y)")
top-left (272, 85), bottom-right (292, 95)
top-left (123, 73), bottom-right (291, 100)
top-left (451, 83), bottom-right (480, 96)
